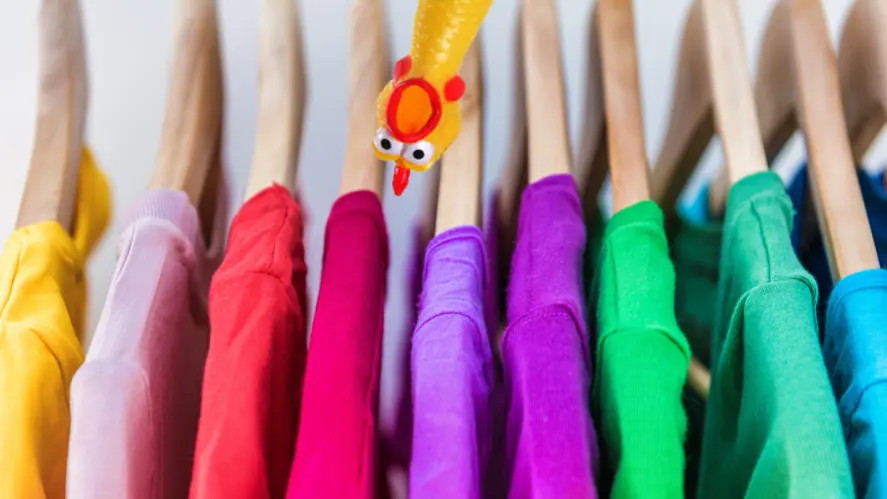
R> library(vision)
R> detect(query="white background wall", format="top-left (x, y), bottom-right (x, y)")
top-left (0, 0), bottom-right (875, 429)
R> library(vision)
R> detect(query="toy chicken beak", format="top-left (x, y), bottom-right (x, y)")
top-left (393, 160), bottom-right (411, 196)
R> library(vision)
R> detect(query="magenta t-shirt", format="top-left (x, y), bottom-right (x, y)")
top-left (287, 190), bottom-right (389, 499)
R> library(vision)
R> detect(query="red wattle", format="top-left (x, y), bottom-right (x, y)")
top-left (393, 165), bottom-right (411, 196)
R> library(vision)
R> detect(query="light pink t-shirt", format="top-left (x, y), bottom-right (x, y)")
top-left (66, 188), bottom-right (225, 499)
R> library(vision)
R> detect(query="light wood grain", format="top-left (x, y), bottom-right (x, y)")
top-left (790, 0), bottom-right (879, 278)
top-left (521, 0), bottom-right (571, 182)
top-left (649, 1), bottom-right (713, 225)
top-left (650, 0), bottom-right (767, 226)
top-left (708, 0), bottom-right (796, 216)
top-left (701, 0), bottom-right (768, 186)
top-left (339, 0), bottom-right (388, 196)
top-left (17, 0), bottom-right (88, 231)
top-left (436, 40), bottom-right (483, 234)
top-left (597, 0), bottom-right (650, 212)
top-left (838, 0), bottom-right (887, 178)
top-left (150, 0), bottom-right (224, 212)
top-left (245, 0), bottom-right (307, 199)
top-left (687, 358), bottom-right (711, 401)
top-left (576, 4), bottom-right (608, 223)
top-left (495, 14), bottom-right (528, 240)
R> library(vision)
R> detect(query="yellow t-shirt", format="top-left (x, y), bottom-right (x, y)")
top-left (0, 148), bottom-right (110, 499)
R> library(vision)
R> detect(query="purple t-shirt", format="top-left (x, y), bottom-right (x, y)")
top-left (410, 226), bottom-right (496, 498)
top-left (502, 174), bottom-right (599, 498)
top-left (67, 188), bottom-right (226, 499)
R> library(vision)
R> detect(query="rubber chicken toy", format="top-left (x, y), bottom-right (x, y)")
top-left (373, 0), bottom-right (494, 196)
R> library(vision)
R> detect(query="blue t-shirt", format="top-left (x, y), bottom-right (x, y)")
top-left (786, 166), bottom-right (887, 498)
top-left (823, 269), bottom-right (887, 499)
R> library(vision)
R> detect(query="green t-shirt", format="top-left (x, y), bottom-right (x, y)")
top-left (590, 200), bottom-right (691, 498)
top-left (698, 171), bottom-right (852, 498)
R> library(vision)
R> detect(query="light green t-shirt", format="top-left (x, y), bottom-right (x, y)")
top-left (698, 171), bottom-right (852, 498)
top-left (590, 200), bottom-right (691, 498)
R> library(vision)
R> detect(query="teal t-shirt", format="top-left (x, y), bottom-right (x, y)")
top-left (698, 171), bottom-right (853, 498)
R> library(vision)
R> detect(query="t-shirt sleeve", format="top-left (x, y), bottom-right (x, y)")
top-left (191, 185), bottom-right (308, 499)
top-left (501, 174), bottom-right (599, 498)
top-left (594, 200), bottom-right (690, 497)
top-left (409, 226), bottom-right (495, 499)
top-left (287, 190), bottom-right (389, 499)
top-left (699, 172), bottom-right (853, 498)
top-left (823, 269), bottom-right (887, 499)
top-left (0, 223), bottom-right (89, 499)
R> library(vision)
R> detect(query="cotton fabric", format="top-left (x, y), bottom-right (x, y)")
top-left (0, 149), bottom-right (109, 499)
top-left (67, 186), bottom-right (225, 499)
top-left (501, 174), bottom-right (598, 498)
top-left (190, 185), bottom-right (308, 499)
top-left (592, 200), bottom-right (690, 498)
top-left (698, 171), bottom-right (853, 498)
top-left (287, 190), bottom-right (389, 499)
top-left (669, 187), bottom-right (722, 498)
top-left (410, 226), bottom-right (495, 498)
top-left (823, 269), bottom-right (887, 499)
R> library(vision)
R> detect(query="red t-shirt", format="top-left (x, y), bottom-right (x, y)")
top-left (287, 190), bottom-right (389, 499)
top-left (190, 185), bottom-right (308, 499)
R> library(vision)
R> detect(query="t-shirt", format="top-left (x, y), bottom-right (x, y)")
top-left (67, 186), bottom-right (226, 499)
top-left (697, 171), bottom-right (853, 498)
top-left (501, 174), bottom-right (599, 498)
top-left (670, 186), bottom-right (722, 367)
top-left (190, 185), bottom-right (308, 499)
top-left (0, 148), bottom-right (109, 499)
top-left (410, 225), bottom-right (495, 498)
top-left (591, 200), bottom-right (690, 498)
top-left (287, 190), bottom-right (389, 499)
top-left (823, 269), bottom-right (887, 499)
top-left (666, 187), bottom-right (723, 498)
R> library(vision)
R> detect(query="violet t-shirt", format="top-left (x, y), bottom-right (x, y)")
top-left (410, 226), bottom-right (496, 498)
top-left (501, 174), bottom-right (599, 498)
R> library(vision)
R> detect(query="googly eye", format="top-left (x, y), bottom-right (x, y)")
top-left (403, 141), bottom-right (435, 166)
top-left (374, 128), bottom-right (403, 156)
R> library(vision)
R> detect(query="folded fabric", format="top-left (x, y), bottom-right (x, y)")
top-left (823, 269), bottom-right (887, 499)
top-left (287, 190), bottom-right (389, 499)
top-left (592, 200), bottom-right (690, 498)
top-left (666, 186), bottom-right (723, 498)
top-left (190, 185), bottom-right (308, 499)
top-left (698, 171), bottom-right (853, 498)
top-left (410, 226), bottom-right (495, 498)
top-left (67, 185), bottom-right (226, 499)
top-left (501, 174), bottom-right (599, 498)
top-left (0, 149), bottom-right (109, 499)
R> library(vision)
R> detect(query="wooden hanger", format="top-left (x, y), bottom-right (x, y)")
top-left (244, 0), bottom-right (307, 199)
top-left (577, 0), bottom-right (710, 399)
top-left (838, 0), bottom-right (887, 183)
top-left (521, 0), bottom-right (571, 181)
top-left (149, 0), bottom-right (224, 226)
top-left (576, 0), bottom-right (650, 223)
top-left (16, 0), bottom-right (89, 231)
top-left (339, 0), bottom-right (388, 197)
top-left (649, 0), bottom-right (767, 227)
top-left (725, 0), bottom-right (877, 279)
top-left (436, 39), bottom-right (483, 234)
top-left (494, 13), bottom-right (528, 257)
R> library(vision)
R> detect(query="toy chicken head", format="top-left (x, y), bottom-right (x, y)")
top-left (373, 55), bottom-right (465, 196)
